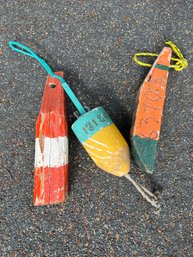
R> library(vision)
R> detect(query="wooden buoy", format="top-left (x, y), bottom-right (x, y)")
top-left (34, 72), bottom-right (68, 205)
top-left (131, 47), bottom-right (172, 173)
top-left (72, 107), bottom-right (130, 176)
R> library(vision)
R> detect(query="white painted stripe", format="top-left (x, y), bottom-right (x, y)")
top-left (35, 136), bottom-right (68, 168)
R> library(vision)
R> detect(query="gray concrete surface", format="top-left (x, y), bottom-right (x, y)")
top-left (0, 0), bottom-right (193, 256)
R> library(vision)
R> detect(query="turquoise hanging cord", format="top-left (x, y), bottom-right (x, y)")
top-left (9, 41), bottom-right (87, 116)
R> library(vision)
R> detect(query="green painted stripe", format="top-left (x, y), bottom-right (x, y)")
top-left (155, 64), bottom-right (169, 71)
top-left (131, 135), bottom-right (158, 173)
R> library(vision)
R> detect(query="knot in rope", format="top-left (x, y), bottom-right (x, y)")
top-left (133, 41), bottom-right (188, 72)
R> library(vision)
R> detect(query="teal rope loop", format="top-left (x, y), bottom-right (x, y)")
top-left (9, 41), bottom-right (86, 116)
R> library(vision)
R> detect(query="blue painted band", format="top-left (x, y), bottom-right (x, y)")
top-left (72, 107), bottom-right (113, 142)
top-left (9, 41), bottom-right (86, 115)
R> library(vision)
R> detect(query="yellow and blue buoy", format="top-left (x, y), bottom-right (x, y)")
top-left (72, 107), bottom-right (130, 177)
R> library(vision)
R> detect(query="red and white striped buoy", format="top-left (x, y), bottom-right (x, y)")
top-left (34, 72), bottom-right (68, 206)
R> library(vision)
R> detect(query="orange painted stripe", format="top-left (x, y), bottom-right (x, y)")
top-left (131, 47), bottom-right (172, 140)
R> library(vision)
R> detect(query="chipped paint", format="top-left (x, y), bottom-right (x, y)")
top-left (34, 72), bottom-right (68, 206)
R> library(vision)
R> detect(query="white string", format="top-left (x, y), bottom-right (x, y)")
top-left (124, 173), bottom-right (160, 210)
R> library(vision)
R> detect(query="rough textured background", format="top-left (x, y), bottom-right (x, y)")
top-left (0, 0), bottom-right (193, 256)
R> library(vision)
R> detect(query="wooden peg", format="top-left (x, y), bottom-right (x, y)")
top-left (131, 47), bottom-right (172, 173)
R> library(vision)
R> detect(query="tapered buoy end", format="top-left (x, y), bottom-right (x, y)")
top-left (89, 133), bottom-right (130, 177)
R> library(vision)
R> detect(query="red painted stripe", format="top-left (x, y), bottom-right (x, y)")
top-left (40, 72), bottom-right (66, 114)
top-left (36, 113), bottom-right (68, 138)
top-left (34, 165), bottom-right (68, 206)
top-left (36, 71), bottom-right (68, 138)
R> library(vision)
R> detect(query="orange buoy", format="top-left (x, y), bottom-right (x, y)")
top-left (131, 47), bottom-right (172, 173)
